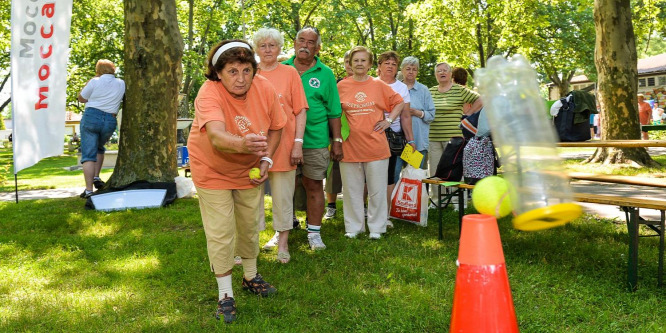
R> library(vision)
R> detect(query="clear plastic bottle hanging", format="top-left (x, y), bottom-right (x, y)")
top-left (474, 55), bottom-right (582, 231)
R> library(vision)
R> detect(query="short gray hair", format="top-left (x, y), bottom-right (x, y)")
top-left (296, 26), bottom-right (321, 47)
top-left (434, 62), bottom-right (451, 74)
top-left (252, 28), bottom-right (284, 49)
top-left (401, 56), bottom-right (420, 69)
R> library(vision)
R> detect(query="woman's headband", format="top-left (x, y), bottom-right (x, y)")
top-left (212, 42), bottom-right (252, 65)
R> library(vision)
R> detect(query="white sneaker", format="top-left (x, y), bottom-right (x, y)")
top-left (307, 233), bottom-right (326, 250)
top-left (323, 207), bottom-right (337, 219)
top-left (263, 231), bottom-right (279, 250)
top-left (386, 220), bottom-right (394, 228)
top-left (369, 232), bottom-right (382, 240)
top-left (345, 232), bottom-right (358, 239)
top-left (234, 256), bottom-right (242, 265)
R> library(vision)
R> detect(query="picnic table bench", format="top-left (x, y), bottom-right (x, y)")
top-left (641, 124), bottom-right (666, 132)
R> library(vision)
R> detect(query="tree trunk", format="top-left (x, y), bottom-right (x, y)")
top-left (588, 0), bottom-right (657, 167)
top-left (108, 0), bottom-right (183, 187)
top-left (549, 70), bottom-right (574, 99)
top-left (177, 0), bottom-right (195, 119)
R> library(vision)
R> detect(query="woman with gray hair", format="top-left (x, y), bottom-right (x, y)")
top-left (251, 28), bottom-right (309, 264)
top-left (400, 56), bottom-right (435, 169)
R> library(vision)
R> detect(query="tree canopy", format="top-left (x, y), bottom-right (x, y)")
top-left (1, 0), bottom-right (665, 115)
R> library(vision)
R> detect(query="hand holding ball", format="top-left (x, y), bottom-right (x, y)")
top-left (249, 168), bottom-right (261, 180)
top-left (472, 176), bottom-right (513, 218)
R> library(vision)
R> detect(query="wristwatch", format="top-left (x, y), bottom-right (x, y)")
top-left (385, 117), bottom-right (393, 124)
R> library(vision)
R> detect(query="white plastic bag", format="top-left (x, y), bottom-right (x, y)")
top-left (389, 165), bottom-right (428, 227)
top-left (175, 176), bottom-right (196, 198)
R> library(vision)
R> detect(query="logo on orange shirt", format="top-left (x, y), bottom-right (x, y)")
top-left (355, 92), bottom-right (367, 102)
top-left (235, 116), bottom-right (252, 134)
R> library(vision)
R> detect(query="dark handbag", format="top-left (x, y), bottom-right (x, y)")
top-left (432, 136), bottom-right (467, 181)
top-left (385, 128), bottom-right (406, 155)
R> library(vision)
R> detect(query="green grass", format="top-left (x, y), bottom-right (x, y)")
top-left (1, 198), bottom-right (665, 332)
top-left (559, 149), bottom-right (666, 176)
top-left (2, 147), bottom-right (666, 331)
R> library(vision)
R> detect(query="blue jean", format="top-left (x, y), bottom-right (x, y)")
top-left (80, 107), bottom-right (117, 163)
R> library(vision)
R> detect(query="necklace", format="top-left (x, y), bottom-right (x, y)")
top-left (296, 60), bottom-right (315, 75)
top-left (259, 62), bottom-right (279, 72)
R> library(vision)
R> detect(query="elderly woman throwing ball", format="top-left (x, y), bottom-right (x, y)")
top-left (187, 39), bottom-right (286, 323)
top-left (337, 46), bottom-right (404, 240)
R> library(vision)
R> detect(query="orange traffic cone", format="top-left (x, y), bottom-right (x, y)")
top-left (450, 214), bottom-right (519, 332)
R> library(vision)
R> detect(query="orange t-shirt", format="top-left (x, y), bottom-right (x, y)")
top-left (188, 75), bottom-right (287, 189)
top-left (337, 77), bottom-right (403, 162)
top-left (257, 64), bottom-right (309, 171)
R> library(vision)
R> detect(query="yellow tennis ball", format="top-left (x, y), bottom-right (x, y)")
top-left (472, 176), bottom-right (513, 218)
top-left (249, 168), bottom-right (261, 180)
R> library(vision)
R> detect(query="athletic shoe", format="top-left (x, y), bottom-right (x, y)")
top-left (386, 220), bottom-right (394, 228)
top-left (93, 177), bottom-right (105, 190)
top-left (79, 190), bottom-right (92, 199)
top-left (292, 216), bottom-right (301, 230)
top-left (234, 256), bottom-right (242, 265)
top-left (263, 232), bottom-right (279, 250)
top-left (344, 232), bottom-right (358, 239)
top-left (242, 274), bottom-right (277, 297)
top-left (307, 233), bottom-right (326, 250)
top-left (369, 232), bottom-right (382, 240)
top-left (323, 207), bottom-right (337, 219)
top-left (215, 295), bottom-right (237, 323)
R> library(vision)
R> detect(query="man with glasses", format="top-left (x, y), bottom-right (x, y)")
top-left (283, 26), bottom-right (343, 250)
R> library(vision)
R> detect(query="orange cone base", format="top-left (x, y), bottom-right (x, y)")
top-left (450, 263), bottom-right (519, 332)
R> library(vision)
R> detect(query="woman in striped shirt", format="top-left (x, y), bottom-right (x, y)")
top-left (427, 62), bottom-right (482, 183)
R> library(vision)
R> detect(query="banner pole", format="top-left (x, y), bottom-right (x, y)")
top-left (14, 174), bottom-right (18, 203)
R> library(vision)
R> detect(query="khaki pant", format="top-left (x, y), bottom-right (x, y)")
top-left (196, 186), bottom-right (261, 274)
top-left (340, 159), bottom-right (389, 234)
top-left (268, 170), bottom-right (297, 231)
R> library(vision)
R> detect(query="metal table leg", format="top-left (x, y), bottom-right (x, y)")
top-left (659, 210), bottom-right (665, 287)
top-left (438, 184), bottom-right (443, 240)
top-left (626, 207), bottom-right (639, 292)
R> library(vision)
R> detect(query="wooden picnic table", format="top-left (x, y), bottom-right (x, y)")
top-left (557, 140), bottom-right (666, 148)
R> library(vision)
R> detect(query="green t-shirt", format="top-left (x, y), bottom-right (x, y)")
top-left (283, 56), bottom-right (342, 149)
top-left (428, 84), bottom-right (479, 142)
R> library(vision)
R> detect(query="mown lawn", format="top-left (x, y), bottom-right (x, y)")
top-left (1, 196), bottom-right (666, 332)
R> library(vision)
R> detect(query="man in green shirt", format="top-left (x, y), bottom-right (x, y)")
top-left (284, 26), bottom-right (343, 250)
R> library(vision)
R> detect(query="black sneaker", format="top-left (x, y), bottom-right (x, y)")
top-left (93, 178), bottom-right (105, 190)
top-left (292, 216), bottom-right (301, 230)
top-left (242, 274), bottom-right (277, 297)
top-left (80, 190), bottom-right (92, 199)
top-left (215, 295), bottom-right (236, 323)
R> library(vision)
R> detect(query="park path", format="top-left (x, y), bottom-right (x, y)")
top-left (2, 147), bottom-right (666, 222)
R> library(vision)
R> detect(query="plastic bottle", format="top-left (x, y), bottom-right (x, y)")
top-left (474, 55), bottom-right (582, 231)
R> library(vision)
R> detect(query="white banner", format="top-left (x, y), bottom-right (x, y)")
top-left (10, 0), bottom-right (73, 173)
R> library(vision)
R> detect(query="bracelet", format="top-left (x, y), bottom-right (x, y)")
top-left (419, 111), bottom-right (425, 119)
top-left (260, 156), bottom-right (273, 169)
top-left (385, 117), bottom-right (393, 124)
top-left (407, 140), bottom-right (416, 144)
top-left (333, 138), bottom-right (343, 143)
top-left (294, 138), bottom-right (304, 143)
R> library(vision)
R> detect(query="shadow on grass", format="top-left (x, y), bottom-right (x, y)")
top-left (1, 198), bottom-right (666, 331)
